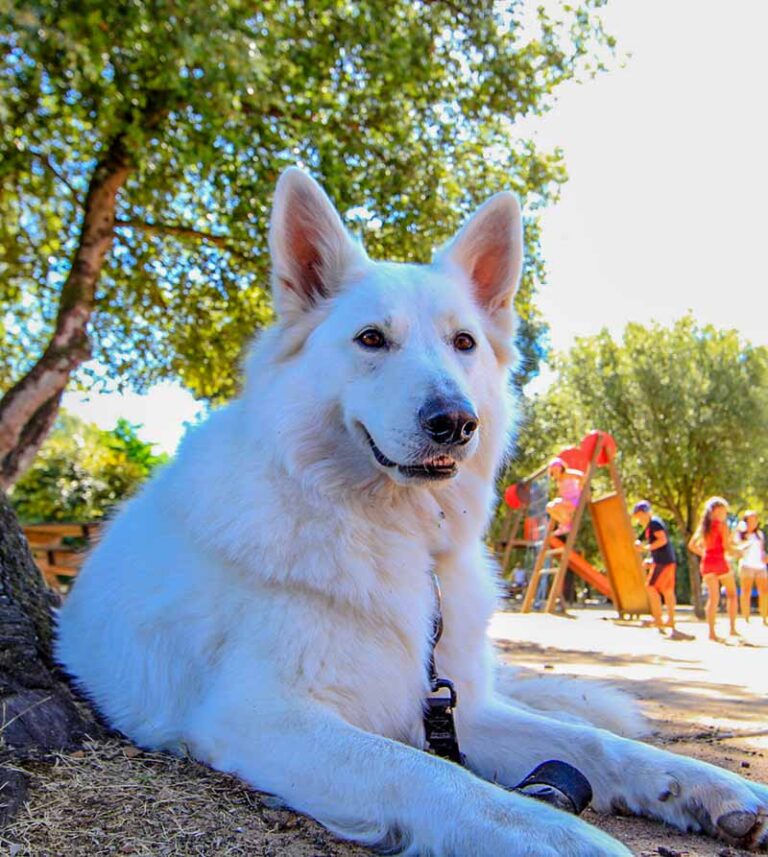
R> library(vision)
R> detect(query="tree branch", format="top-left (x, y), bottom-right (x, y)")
top-left (0, 135), bottom-right (132, 488)
top-left (33, 152), bottom-right (84, 208)
top-left (115, 218), bottom-right (253, 263)
top-left (421, 0), bottom-right (467, 20)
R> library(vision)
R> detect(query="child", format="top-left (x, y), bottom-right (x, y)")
top-left (632, 501), bottom-right (680, 637)
top-left (546, 457), bottom-right (584, 535)
top-left (688, 497), bottom-right (738, 642)
top-left (736, 510), bottom-right (767, 625)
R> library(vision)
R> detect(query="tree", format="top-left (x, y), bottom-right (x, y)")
top-left (0, 489), bottom-right (98, 820)
top-left (10, 412), bottom-right (168, 522)
top-left (507, 316), bottom-right (768, 612)
top-left (0, 0), bottom-right (616, 487)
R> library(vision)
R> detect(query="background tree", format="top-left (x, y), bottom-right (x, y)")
top-left (10, 412), bottom-right (168, 523)
top-left (505, 316), bottom-right (768, 612)
top-left (0, 0), bottom-right (615, 487)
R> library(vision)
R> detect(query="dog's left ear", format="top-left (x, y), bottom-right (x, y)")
top-left (269, 168), bottom-right (367, 318)
top-left (438, 192), bottom-right (523, 315)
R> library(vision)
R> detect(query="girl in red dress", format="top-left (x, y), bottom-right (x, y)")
top-left (688, 496), bottom-right (738, 642)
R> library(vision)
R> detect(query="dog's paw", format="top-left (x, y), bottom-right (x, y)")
top-left (601, 744), bottom-right (768, 850)
top-left (445, 788), bottom-right (632, 857)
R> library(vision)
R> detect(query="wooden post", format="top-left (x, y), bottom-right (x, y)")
top-left (521, 518), bottom-right (556, 613)
top-left (544, 438), bottom-right (603, 614)
top-left (496, 462), bottom-right (550, 580)
top-left (499, 508), bottom-right (523, 576)
top-left (606, 458), bottom-right (629, 511)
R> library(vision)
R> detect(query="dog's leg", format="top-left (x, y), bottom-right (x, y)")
top-left (461, 698), bottom-right (768, 851)
top-left (185, 696), bottom-right (630, 856)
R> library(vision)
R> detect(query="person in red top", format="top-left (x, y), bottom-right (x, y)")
top-left (688, 496), bottom-right (738, 642)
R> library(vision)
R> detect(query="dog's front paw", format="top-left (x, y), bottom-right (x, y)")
top-left (602, 744), bottom-right (768, 850)
top-left (448, 788), bottom-right (632, 857)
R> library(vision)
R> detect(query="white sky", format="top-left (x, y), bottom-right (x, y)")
top-left (63, 381), bottom-right (205, 454)
top-left (64, 0), bottom-right (768, 452)
top-left (532, 0), bottom-right (768, 356)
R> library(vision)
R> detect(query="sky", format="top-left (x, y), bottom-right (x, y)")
top-left (529, 0), bottom-right (767, 361)
top-left (64, 0), bottom-right (768, 452)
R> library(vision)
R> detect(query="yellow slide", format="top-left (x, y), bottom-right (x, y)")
top-left (590, 493), bottom-right (650, 616)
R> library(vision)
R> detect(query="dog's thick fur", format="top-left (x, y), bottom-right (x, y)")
top-left (57, 170), bottom-right (768, 855)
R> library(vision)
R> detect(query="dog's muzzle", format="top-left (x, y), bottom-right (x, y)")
top-left (361, 427), bottom-right (459, 481)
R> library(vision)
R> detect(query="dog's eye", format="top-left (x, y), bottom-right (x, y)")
top-left (355, 328), bottom-right (387, 350)
top-left (453, 332), bottom-right (476, 352)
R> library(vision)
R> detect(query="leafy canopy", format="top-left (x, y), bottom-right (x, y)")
top-left (1, 0), bottom-right (614, 400)
top-left (9, 411), bottom-right (168, 522)
top-left (508, 316), bottom-right (768, 532)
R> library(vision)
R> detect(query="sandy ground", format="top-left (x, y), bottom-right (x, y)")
top-left (2, 607), bottom-right (766, 856)
top-left (490, 607), bottom-right (768, 856)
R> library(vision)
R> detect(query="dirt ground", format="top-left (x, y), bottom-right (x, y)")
top-left (491, 607), bottom-right (768, 856)
top-left (2, 607), bottom-right (766, 856)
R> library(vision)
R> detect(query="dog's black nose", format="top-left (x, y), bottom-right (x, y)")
top-left (419, 399), bottom-right (479, 446)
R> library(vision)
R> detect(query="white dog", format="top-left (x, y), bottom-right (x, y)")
top-left (56, 169), bottom-right (768, 855)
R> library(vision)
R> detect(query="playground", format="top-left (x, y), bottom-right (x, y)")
top-left (2, 3), bottom-right (767, 854)
top-left (497, 429), bottom-right (653, 619)
top-left (496, 429), bottom-right (768, 643)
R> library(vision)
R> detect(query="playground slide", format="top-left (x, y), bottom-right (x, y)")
top-left (590, 493), bottom-right (650, 615)
top-left (549, 537), bottom-right (613, 599)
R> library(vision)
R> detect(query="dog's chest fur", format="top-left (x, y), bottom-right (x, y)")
top-left (237, 479), bottom-right (465, 744)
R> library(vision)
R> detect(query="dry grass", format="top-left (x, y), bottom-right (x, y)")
top-left (2, 730), bottom-right (760, 857)
top-left (1, 739), bottom-right (368, 857)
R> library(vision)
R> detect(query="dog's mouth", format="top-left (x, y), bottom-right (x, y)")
top-left (361, 427), bottom-right (458, 481)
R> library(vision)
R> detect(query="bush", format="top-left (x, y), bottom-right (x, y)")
top-left (10, 412), bottom-right (167, 522)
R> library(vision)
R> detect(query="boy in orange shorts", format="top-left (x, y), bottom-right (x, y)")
top-left (633, 501), bottom-right (684, 637)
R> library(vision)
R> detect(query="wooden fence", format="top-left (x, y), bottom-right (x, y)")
top-left (21, 523), bottom-right (101, 591)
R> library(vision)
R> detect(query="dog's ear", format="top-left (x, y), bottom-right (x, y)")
top-left (269, 168), bottom-right (366, 317)
top-left (439, 192), bottom-right (523, 315)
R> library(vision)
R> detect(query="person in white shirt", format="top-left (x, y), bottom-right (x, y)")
top-left (736, 510), bottom-right (767, 624)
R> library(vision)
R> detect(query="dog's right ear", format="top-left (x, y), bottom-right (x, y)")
top-left (269, 168), bottom-right (366, 318)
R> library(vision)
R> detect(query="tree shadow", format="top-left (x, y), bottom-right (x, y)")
top-left (496, 639), bottom-right (768, 724)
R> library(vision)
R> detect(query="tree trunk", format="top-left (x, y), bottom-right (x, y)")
top-left (0, 138), bottom-right (132, 489)
top-left (686, 550), bottom-right (705, 619)
top-left (681, 523), bottom-right (704, 620)
top-left (0, 490), bottom-right (99, 823)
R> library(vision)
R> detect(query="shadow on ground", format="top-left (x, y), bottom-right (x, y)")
top-left (496, 637), bottom-right (768, 725)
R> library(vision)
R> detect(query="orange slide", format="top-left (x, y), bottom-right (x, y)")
top-left (549, 536), bottom-right (614, 599)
